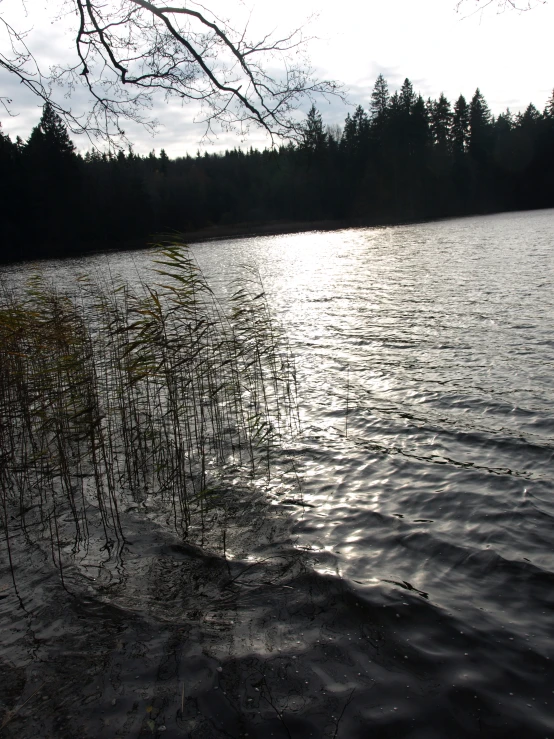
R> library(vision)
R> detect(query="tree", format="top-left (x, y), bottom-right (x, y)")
top-left (518, 102), bottom-right (542, 127)
top-left (341, 106), bottom-right (370, 158)
top-left (452, 95), bottom-right (470, 156)
top-left (469, 88), bottom-right (492, 160)
top-left (301, 105), bottom-right (327, 154)
top-left (399, 78), bottom-right (417, 113)
top-left (0, 1), bottom-right (341, 145)
top-left (22, 102), bottom-right (80, 249)
top-left (0, 122), bottom-right (23, 255)
top-left (545, 90), bottom-right (554, 120)
top-left (25, 102), bottom-right (76, 159)
top-left (370, 74), bottom-right (389, 120)
top-left (430, 93), bottom-right (453, 150)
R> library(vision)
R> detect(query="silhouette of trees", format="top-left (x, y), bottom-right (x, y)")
top-left (2, 76), bottom-right (554, 264)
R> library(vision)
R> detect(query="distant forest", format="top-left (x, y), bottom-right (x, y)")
top-left (2, 75), bottom-right (554, 262)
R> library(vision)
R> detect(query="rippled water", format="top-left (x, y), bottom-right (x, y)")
top-left (1, 209), bottom-right (554, 737)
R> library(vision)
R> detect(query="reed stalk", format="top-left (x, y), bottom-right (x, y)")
top-left (0, 242), bottom-right (298, 583)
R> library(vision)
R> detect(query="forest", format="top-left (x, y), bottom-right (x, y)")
top-left (2, 74), bottom-right (554, 262)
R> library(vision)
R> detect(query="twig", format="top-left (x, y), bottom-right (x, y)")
top-left (333, 688), bottom-right (355, 739)
top-left (0, 682), bottom-right (45, 732)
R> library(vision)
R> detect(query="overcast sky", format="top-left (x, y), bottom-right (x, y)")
top-left (1, 0), bottom-right (553, 156)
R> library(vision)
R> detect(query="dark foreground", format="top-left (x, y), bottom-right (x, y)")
top-left (1, 485), bottom-right (552, 739)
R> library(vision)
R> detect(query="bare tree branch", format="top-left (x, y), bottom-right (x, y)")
top-left (0, 0), bottom-right (344, 147)
top-left (456, 0), bottom-right (547, 13)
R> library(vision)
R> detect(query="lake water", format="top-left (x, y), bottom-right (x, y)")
top-left (1, 209), bottom-right (554, 737)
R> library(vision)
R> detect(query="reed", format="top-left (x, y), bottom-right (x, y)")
top-left (0, 243), bottom-right (299, 580)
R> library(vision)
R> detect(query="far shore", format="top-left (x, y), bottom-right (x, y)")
top-left (116, 213), bottom-right (450, 251)
top-left (1, 215), bottom-right (443, 265)
top-left (3, 206), bottom-right (546, 265)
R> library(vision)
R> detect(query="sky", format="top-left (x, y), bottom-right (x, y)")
top-left (1, 0), bottom-right (553, 156)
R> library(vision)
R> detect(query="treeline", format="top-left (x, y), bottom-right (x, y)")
top-left (2, 75), bottom-right (554, 262)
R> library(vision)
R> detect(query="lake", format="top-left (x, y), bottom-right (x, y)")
top-left (1, 208), bottom-right (553, 737)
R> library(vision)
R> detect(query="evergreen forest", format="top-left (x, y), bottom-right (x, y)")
top-left (2, 75), bottom-right (554, 262)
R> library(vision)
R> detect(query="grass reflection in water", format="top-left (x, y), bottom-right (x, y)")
top-left (0, 243), bottom-right (299, 587)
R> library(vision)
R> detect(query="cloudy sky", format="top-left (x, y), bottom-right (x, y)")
top-left (1, 0), bottom-right (553, 156)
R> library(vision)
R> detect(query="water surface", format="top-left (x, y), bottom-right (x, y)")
top-left (1, 209), bottom-right (553, 737)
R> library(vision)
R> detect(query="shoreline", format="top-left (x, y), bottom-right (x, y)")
top-left (0, 214), bottom-right (450, 266)
top-left (105, 213), bottom-right (452, 252)
top-left (1, 205), bottom-right (548, 265)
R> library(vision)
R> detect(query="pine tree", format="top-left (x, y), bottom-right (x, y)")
top-left (544, 89), bottom-right (554, 120)
top-left (349, 105), bottom-right (370, 157)
top-left (26, 102), bottom-right (75, 159)
top-left (452, 95), bottom-right (470, 156)
top-left (301, 105), bottom-right (327, 154)
top-left (496, 108), bottom-right (514, 128)
top-left (519, 102), bottom-right (542, 128)
top-left (469, 88), bottom-right (492, 159)
top-left (159, 148), bottom-right (169, 174)
top-left (411, 95), bottom-right (431, 149)
top-left (23, 102), bottom-right (79, 249)
top-left (370, 74), bottom-right (389, 119)
top-left (399, 78), bottom-right (416, 113)
top-left (342, 113), bottom-right (355, 151)
top-left (430, 93), bottom-right (453, 150)
top-left (341, 105), bottom-right (370, 172)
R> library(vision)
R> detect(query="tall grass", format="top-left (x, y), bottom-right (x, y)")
top-left (0, 244), bottom-right (299, 580)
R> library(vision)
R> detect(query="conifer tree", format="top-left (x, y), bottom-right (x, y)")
top-left (496, 108), bottom-right (514, 129)
top-left (400, 79), bottom-right (417, 112)
top-left (342, 113), bottom-right (355, 153)
top-left (411, 95), bottom-right (431, 148)
top-left (370, 74), bottom-right (390, 119)
top-left (23, 102), bottom-right (79, 250)
top-left (370, 75), bottom-right (390, 153)
top-left (26, 102), bottom-right (76, 159)
top-left (341, 105), bottom-right (371, 181)
top-left (301, 105), bottom-right (327, 154)
top-left (469, 88), bottom-right (492, 159)
top-left (452, 95), bottom-right (470, 156)
top-left (544, 90), bottom-right (554, 120)
top-left (519, 102), bottom-right (542, 127)
top-left (431, 93), bottom-right (453, 150)
top-left (159, 148), bottom-right (169, 174)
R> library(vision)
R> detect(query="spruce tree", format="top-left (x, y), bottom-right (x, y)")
top-left (26, 102), bottom-right (75, 159)
top-left (341, 113), bottom-right (355, 154)
top-left (431, 93), bottom-right (453, 150)
top-left (301, 105), bottom-right (327, 154)
top-left (544, 90), bottom-right (554, 120)
top-left (452, 95), bottom-right (470, 156)
top-left (399, 78), bottom-right (416, 112)
top-left (370, 74), bottom-right (389, 119)
top-left (351, 105), bottom-right (371, 156)
top-left (469, 88), bottom-right (492, 160)
top-left (519, 102), bottom-right (542, 128)
top-left (23, 102), bottom-right (79, 251)
top-left (370, 75), bottom-right (390, 154)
